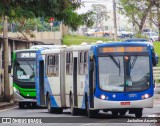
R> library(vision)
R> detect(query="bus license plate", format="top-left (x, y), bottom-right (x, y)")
top-left (120, 102), bottom-right (130, 105)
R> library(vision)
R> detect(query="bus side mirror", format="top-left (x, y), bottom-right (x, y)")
top-left (152, 54), bottom-right (158, 67)
top-left (8, 65), bottom-right (12, 73)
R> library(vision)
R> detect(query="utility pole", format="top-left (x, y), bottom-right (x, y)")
top-left (3, 16), bottom-right (10, 102)
top-left (113, 0), bottom-right (117, 41)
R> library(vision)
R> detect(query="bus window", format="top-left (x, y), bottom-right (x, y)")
top-left (66, 52), bottom-right (73, 75)
top-left (79, 52), bottom-right (84, 75)
top-left (84, 51), bottom-right (88, 74)
top-left (47, 54), bottom-right (59, 76)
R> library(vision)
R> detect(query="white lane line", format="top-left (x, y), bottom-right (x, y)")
top-left (0, 106), bottom-right (18, 112)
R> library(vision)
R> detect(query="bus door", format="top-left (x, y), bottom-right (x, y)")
top-left (89, 57), bottom-right (94, 108)
top-left (39, 60), bottom-right (45, 105)
top-left (73, 57), bottom-right (78, 107)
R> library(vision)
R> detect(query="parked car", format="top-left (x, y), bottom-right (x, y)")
top-left (117, 30), bottom-right (133, 38)
top-left (85, 29), bottom-right (109, 37)
top-left (142, 32), bottom-right (159, 42)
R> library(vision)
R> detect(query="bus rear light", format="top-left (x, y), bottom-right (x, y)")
top-left (142, 94), bottom-right (150, 99)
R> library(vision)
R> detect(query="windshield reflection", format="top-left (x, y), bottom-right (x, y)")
top-left (14, 60), bottom-right (36, 82)
top-left (98, 56), bottom-right (150, 92)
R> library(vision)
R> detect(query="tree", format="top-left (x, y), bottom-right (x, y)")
top-left (151, 0), bottom-right (160, 40)
top-left (0, 0), bottom-right (84, 30)
top-left (119, 0), bottom-right (154, 33)
top-left (90, 4), bottom-right (109, 29)
top-left (0, 0), bottom-right (93, 101)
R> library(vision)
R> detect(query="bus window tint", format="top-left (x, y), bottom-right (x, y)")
top-left (15, 61), bottom-right (36, 82)
top-left (98, 57), bottom-right (124, 92)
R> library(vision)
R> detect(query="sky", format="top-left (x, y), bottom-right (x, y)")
top-left (77, 0), bottom-right (113, 14)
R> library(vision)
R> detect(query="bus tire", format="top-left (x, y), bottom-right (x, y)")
top-left (135, 109), bottom-right (142, 118)
top-left (112, 110), bottom-right (118, 116)
top-left (85, 98), bottom-right (98, 118)
top-left (47, 96), bottom-right (54, 113)
top-left (119, 110), bottom-right (127, 116)
top-left (19, 102), bottom-right (25, 109)
top-left (70, 95), bottom-right (77, 115)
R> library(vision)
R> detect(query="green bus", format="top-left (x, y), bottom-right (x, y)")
top-left (11, 49), bottom-right (37, 108)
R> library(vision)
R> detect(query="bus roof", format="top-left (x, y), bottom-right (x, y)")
top-left (93, 42), bottom-right (151, 48)
top-left (30, 45), bottom-right (61, 49)
top-left (14, 49), bottom-right (38, 53)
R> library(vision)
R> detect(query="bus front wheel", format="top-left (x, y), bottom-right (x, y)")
top-left (19, 102), bottom-right (25, 109)
top-left (85, 98), bottom-right (98, 118)
top-left (135, 110), bottom-right (142, 118)
top-left (112, 110), bottom-right (118, 116)
top-left (47, 96), bottom-right (54, 113)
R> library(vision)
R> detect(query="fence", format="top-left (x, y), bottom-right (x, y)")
top-left (153, 67), bottom-right (160, 81)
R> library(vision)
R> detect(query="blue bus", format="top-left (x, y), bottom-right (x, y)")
top-left (36, 42), bottom-right (157, 117)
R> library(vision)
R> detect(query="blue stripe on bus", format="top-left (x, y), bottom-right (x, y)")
top-left (81, 75), bottom-right (89, 109)
top-left (36, 51), bottom-right (58, 107)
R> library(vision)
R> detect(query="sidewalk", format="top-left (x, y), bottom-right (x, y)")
top-left (0, 102), bottom-right (15, 109)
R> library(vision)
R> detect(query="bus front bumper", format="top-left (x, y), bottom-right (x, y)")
top-left (13, 91), bottom-right (36, 103)
top-left (94, 96), bottom-right (154, 109)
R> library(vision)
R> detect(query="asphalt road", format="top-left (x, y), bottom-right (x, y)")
top-left (0, 98), bottom-right (160, 126)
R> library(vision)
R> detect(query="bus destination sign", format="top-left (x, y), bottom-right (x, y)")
top-left (17, 52), bottom-right (36, 58)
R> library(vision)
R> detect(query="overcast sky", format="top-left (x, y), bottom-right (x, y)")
top-left (77, 0), bottom-right (113, 13)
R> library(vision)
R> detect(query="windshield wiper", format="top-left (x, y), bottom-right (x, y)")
top-left (109, 56), bottom-right (121, 76)
top-left (130, 56), bottom-right (137, 69)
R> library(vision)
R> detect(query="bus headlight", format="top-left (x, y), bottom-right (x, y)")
top-left (142, 94), bottom-right (150, 99)
top-left (100, 94), bottom-right (106, 100)
top-left (13, 87), bottom-right (20, 94)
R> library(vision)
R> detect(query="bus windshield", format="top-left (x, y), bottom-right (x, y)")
top-left (98, 56), bottom-right (150, 92)
top-left (14, 60), bottom-right (36, 82)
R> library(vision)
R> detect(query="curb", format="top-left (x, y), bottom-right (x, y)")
top-left (154, 94), bottom-right (160, 99)
top-left (0, 102), bottom-right (16, 109)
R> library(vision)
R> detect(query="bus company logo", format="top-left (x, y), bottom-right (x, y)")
top-left (2, 118), bottom-right (11, 123)
top-left (128, 93), bottom-right (137, 98)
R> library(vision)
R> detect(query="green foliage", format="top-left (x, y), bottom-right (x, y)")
top-left (134, 33), bottom-right (149, 39)
top-left (90, 4), bottom-right (109, 28)
top-left (0, 0), bottom-right (88, 31)
top-left (62, 35), bottom-right (110, 45)
top-left (80, 11), bottom-right (94, 28)
top-left (153, 42), bottom-right (160, 67)
top-left (119, 0), bottom-right (154, 32)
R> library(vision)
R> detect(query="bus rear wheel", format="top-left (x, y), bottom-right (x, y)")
top-left (70, 95), bottom-right (77, 115)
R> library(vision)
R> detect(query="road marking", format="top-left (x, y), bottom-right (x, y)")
top-left (0, 106), bottom-right (18, 112)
